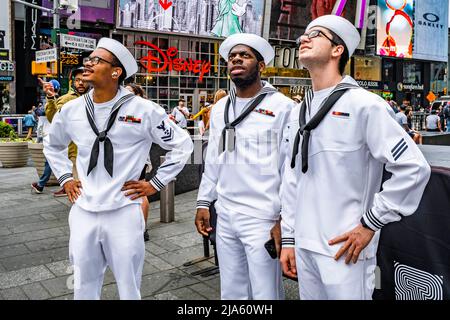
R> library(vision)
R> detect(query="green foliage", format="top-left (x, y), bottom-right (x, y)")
top-left (0, 122), bottom-right (27, 142)
top-left (0, 121), bottom-right (15, 138)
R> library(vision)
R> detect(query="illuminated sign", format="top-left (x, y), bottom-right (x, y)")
top-left (0, 61), bottom-right (14, 72)
top-left (135, 41), bottom-right (211, 81)
top-left (356, 80), bottom-right (381, 89)
top-left (60, 53), bottom-right (79, 65)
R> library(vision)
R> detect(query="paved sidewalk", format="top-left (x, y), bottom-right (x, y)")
top-left (0, 167), bottom-right (299, 300)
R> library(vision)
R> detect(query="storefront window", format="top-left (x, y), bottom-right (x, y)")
top-left (354, 57), bottom-right (381, 81)
top-left (403, 62), bottom-right (422, 84)
top-left (430, 62), bottom-right (446, 94)
top-left (119, 32), bottom-right (228, 107)
top-left (383, 60), bottom-right (395, 82)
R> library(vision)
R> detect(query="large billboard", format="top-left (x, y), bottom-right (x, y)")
top-left (376, 0), bottom-right (448, 62)
top-left (376, 0), bottom-right (414, 59)
top-left (0, 0), bottom-right (11, 51)
top-left (269, 0), bottom-right (368, 42)
top-left (42, 0), bottom-right (115, 24)
top-left (413, 0), bottom-right (448, 62)
top-left (117, 0), bottom-right (264, 38)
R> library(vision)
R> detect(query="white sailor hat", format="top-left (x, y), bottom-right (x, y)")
top-left (219, 33), bottom-right (275, 64)
top-left (306, 15), bottom-right (361, 57)
top-left (96, 37), bottom-right (138, 79)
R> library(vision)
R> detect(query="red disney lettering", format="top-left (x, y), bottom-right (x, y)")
top-left (135, 41), bottom-right (211, 81)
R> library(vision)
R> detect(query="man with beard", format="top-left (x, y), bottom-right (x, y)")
top-left (43, 38), bottom-right (193, 299)
top-left (280, 15), bottom-right (430, 300)
top-left (195, 33), bottom-right (295, 299)
top-left (31, 67), bottom-right (88, 196)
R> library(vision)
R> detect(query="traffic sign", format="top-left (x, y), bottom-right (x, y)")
top-left (426, 91), bottom-right (436, 102)
top-left (60, 34), bottom-right (96, 51)
top-left (35, 48), bottom-right (58, 63)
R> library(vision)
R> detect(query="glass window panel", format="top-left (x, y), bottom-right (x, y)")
top-left (158, 76), bottom-right (168, 87)
top-left (170, 77), bottom-right (179, 87)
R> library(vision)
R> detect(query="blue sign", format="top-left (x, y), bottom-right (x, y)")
top-left (0, 75), bottom-right (13, 81)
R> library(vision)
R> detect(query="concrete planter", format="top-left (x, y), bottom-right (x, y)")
top-left (0, 140), bottom-right (30, 168)
top-left (27, 142), bottom-right (59, 185)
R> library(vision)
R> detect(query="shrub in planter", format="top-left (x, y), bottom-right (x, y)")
top-left (0, 122), bottom-right (30, 168)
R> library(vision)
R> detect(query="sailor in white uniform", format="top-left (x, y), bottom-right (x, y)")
top-left (279, 15), bottom-right (431, 300)
top-left (44, 38), bottom-right (193, 299)
top-left (195, 33), bottom-right (296, 299)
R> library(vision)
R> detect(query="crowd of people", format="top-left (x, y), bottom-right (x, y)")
top-left (23, 14), bottom-right (438, 301)
top-left (385, 97), bottom-right (450, 134)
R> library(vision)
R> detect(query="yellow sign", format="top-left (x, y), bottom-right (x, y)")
top-left (426, 91), bottom-right (436, 102)
top-left (60, 53), bottom-right (79, 65)
top-left (31, 61), bottom-right (47, 75)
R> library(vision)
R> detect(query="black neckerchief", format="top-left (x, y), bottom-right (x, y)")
top-left (84, 91), bottom-right (135, 177)
top-left (291, 82), bottom-right (359, 172)
top-left (219, 83), bottom-right (277, 153)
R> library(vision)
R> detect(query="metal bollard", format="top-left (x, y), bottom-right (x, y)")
top-left (159, 156), bottom-right (175, 223)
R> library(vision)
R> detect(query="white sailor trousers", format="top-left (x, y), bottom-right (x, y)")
top-left (216, 209), bottom-right (284, 300)
top-left (296, 248), bottom-right (376, 300)
top-left (68, 203), bottom-right (145, 300)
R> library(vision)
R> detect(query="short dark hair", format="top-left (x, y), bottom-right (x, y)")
top-left (110, 55), bottom-right (127, 84)
top-left (126, 83), bottom-right (145, 97)
top-left (178, 99), bottom-right (185, 103)
top-left (249, 48), bottom-right (264, 62)
top-left (327, 30), bottom-right (349, 75)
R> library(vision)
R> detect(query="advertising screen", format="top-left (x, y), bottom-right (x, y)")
top-left (0, 0), bottom-right (10, 51)
top-left (42, 0), bottom-right (115, 24)
top-left (376, 0), bottom-right (414, 59)
top-left (117, 0), bottom-right (264, 38)
top-left (269, 0), bottom-right (362, 42)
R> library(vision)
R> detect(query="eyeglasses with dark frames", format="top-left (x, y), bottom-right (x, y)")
top-left (295, 30), bottom-right (339, 46)
top-left (83, 56), bottom-right (115, 66)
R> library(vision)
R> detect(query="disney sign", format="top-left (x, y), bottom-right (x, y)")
top-left (135, 41), bottom-right (211, 81)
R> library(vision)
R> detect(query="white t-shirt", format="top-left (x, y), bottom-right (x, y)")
top-left (426, 114), bottom-right (440, 130)
top-left (395, 112), bottom-right (408, 127)
top-left (92, 90), bottom-right (122, 130)
top-left (172, 107), bottom-right (187, 128)
top-left (310, 86), bottom-right (334, 117)
top-left (234, 97), bottom-right (252, 118)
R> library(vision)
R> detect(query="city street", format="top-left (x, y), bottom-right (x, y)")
top-left (0, 166), bottom-right (299, 300)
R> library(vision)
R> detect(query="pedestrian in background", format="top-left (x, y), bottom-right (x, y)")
top-left (23, 109), bottom-right (37, 140)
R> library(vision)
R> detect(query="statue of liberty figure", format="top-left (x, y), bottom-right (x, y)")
top-left (211, 0), bottom-right (248, 37)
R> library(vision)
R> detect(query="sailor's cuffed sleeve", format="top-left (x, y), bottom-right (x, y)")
top-left (196, 108), bottom-right (219, 209)
top-left (43, 109), bottom-right (73, 186)
top-left (280, 106), bottom-right (299, 248)
top-left (149, 105), bottom-right (193, 191)
top-left (363, 100), bottom-right (431, 230)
